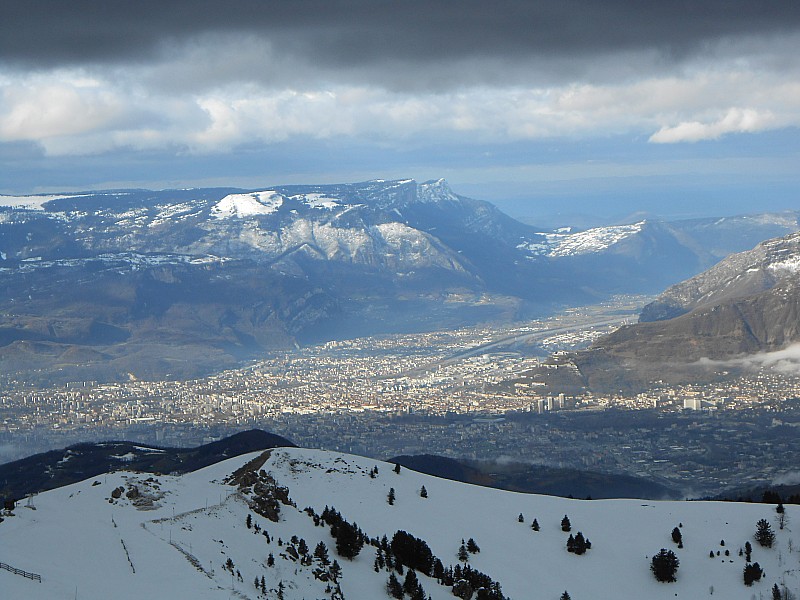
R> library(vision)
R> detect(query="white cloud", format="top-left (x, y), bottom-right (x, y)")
top-left (649, 107), bottom-right (777, 143)
top-left (0, 72), bottom-right (125, 141)
top-left (698, 343), bottom-right (800, 376)
top-left (772, 471), bottom-right (800, 486)
top-left (2, 52), bottom-right (800, 157)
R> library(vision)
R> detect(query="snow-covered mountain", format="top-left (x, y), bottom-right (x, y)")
top-left (1, 446), bottom-right (796, 599)
top-left (1, 179), bottom-right (798, 384)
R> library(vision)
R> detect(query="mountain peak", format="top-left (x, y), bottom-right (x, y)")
top-left (417, 178), bottom-right (458, 203)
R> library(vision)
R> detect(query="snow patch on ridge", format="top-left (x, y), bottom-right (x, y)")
top-left (519, 222), bottom-right (645, 257)
top-left (292, 193), bottom-right (340, 210)
top-left (767, 255), bottom-right (800, 273)
top-left (210, 191), bottom-right (284, 219)
top-left (0, 194), bottom-right (88, 210)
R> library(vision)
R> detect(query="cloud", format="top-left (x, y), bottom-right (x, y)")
top-left (772, 471), bottom-right (800, 486)
top-left (3, 1), bottom-right (800, 88)
top-left (649, 108), bottom-right (777, 143)
top-left (2, 1), bottom-right (800, 191)
top-left (697, 343), bottom-right (800, 376)
top-left (4, 63), bottom-right (800, 158)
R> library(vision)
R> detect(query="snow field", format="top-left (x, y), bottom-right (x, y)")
top-left (1, 447), bottom-right (798, 600)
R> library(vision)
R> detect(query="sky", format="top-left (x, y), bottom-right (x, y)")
top-left (2, 0), bottom-right (800, 224)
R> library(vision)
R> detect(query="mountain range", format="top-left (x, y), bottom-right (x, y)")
top-left (2, 179), bottom-right (799, 384)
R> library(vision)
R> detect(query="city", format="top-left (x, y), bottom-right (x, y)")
top-left (2, 296), bottom-right (799, 498)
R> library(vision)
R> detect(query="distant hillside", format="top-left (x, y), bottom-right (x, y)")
top-left (711, 483), bottom-right (800, 504)
top-left (525, 230), bottom-right (800, 393)
top-left (392, 454), bottom-right (680, 500)
top-left (0, 429), bottom-right (294, 501)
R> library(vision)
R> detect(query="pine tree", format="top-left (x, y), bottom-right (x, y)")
top-left (387, 573), bottom-right (404, 599)
top-left (246, 513), bottom-right (252, 529)
top-left (420, 485), bottom-right (428, 498)
top-left (394, 463), bottom-right (401, 474)
top-left (531, 518), bottom-right (539, 531)
top-left (410, 582), bottom-right (426, 600)
top-left (388, 487), bottom-right (396, 505)
top-left (560, 592), bottom-right (571, 600)
top-left (518, 513), bottom-right (524, 523)
top-left (298, 538), bottom-right (309, 556)
top-left (277, 581), bottom-right (285, 600)
top-left (743, 562), bottom-right (763, 586)
top-left (267, 553), bottom-right (275, 567)
top-left (458, 542), bottom-right (469, 562)
top-left (433, 558), bottom-right (445, 582)
top-left (773, 583), bottom-right (783, 600)
top-left (260, 575), bottom-right (266, 594)
top-left (374, 549), bottom-right (385, 572)
top-left (335, 520), bottom-right (364, 559)
top-left (756, 518), bottom-right (776, 548)
top-left (561, 515), bottom-right (571, 532)
top-left (571, 532), bottom-right (588, 555)
top-left (314, 541), bottom-right (330, 566)
top-left (745, 541), bottom-right (752, 561)
top-left (651, 548), bottom-right (679, 582)
top-left (329, 559), bottom-right (342, 583)
top-left (466, 538), bottom-right (480, 554)
top-left (671, 527), bottom-right (682, 545)
top-left (403, 569), bottom-right (419, 595)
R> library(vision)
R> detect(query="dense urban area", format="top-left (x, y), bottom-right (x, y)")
top-left (2, 295), bottom-right (800, 497)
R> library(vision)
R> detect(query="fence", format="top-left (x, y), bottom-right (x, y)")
top-left (0, 561), bottom-right (42, 583)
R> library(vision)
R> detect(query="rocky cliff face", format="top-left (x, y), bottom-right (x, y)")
top-left (640, 231), bottom-right (800, 322)
top-left (557, 231), bottom-right (800, 392)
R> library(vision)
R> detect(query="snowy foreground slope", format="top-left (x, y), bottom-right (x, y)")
top-left (1, 447), bottom-right (797, 599)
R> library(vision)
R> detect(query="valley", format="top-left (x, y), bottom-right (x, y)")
top-left (0, 297), bottom-right (640, 460)
top-left (3, 294), bottom-right (800, 498)
top-left (3, 182), bottom-right (800, 501)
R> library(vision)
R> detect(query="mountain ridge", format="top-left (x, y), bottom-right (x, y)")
top-left (2, 178), bottom-right (799, 385)
top-left (0, 429), bottom-right (295, 502)
top-left (0, 445), bottom-right (796, 599)
top-left (530, 228), bottom-right (800, 393)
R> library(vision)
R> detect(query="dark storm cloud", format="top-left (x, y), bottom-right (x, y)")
top-left (3, 0), bottom-right (799, 72)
